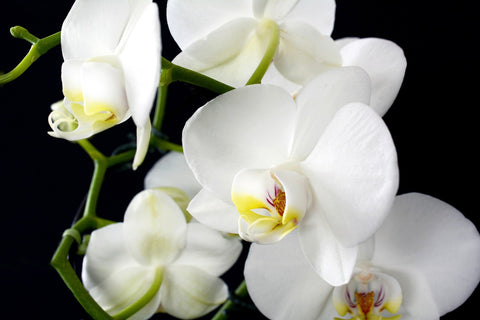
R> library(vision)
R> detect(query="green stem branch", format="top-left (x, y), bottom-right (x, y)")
top-left (212, 280), bottom-right (249, 320)
top-left (0, 27), bottom-right (60, 85)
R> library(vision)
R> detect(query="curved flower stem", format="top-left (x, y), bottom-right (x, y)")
top-left (246, 19), bottom-right (280, 85)
top-left (152, 61), bottom-right (173, 133)
top-left (0, 27), bottom-right (60, 86)
top-left (162, 57), bottom-right (234, 94)
top-left (212, 280), bottom-right (249, 320)
top-left (150, 135), bottom-right (183, 153)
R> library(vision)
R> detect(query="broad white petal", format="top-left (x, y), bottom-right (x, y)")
top-left (284, 0), bottom-right (336, 36)
top-left (372, 193), bottom-right (480, 316)
top-left (253, 0), bottom-right (299, 20)
top-left (172, 222), bottom-right (242, 276)
top-left (275, 21), bottom-right (341, 85)
top-left (145, 151), bottom-right (201, 200)
top-left (301, 103), bottom-right (398, 248)
top-left (166, 0), bottom-right (252, 49)
top-left (261, 63), bottom-right (301, 95)
top-left (118, 3), bottom-right (161, 128)
top-left (82, 223), bottom-right (137, 290)
top-left (61, 0), bottom-right (150, 59)
top-left (172, 18), bottom-right (266, 87)
top-left (187, 188), bottom-right (239, 234)
top-left (298, 199), bottom-right (358, 286)
top-left (245, 231), bottom-right (338, 320)
top-left (123, 189), bottom-right (187, 266)
top-left (289, 67), bottom-right (371, 160)
top-left (161, 265), bottom-right (228, 319)
top-left (132, 120), bottom-right (151, 170)
top-left (340, 38), bottom-right (407, 116)
top-left (183, 84), bottom-right (294, 200)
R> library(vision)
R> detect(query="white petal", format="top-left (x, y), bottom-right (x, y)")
top-left (289, 67), bottom-right (371, 160)
top-left (172, 18), bottom-right (267, 87)
top-left (61, 0), bottom-right (150, 59)
top-left (81, 60), bottom-right (129, 120)
top-left (275, 21), bottom-right (341, 85)
top-left (372, 193), bottom-right (480, 316)
top-left (340, 38), bottom-right (407, 116)
top-left (172, 222), bottom-right (242, 276)
top-left (161, 265), bottom-right (228, 319)
top-left (166, 0), bottom-right (252, 49)
top-left (183, 84), bottom-right (294, 201)
top-left (82, 224), bottom-right (162, 319)
top-left (82, 224), bottom-right (137, 290)
top-left (283, 0), bottom-right (336, 36)
top-left (144, 151), bottom-right (201, 200)
top-left (123, 189), bottom-right (187, 266)
top-left (132, 120), bottom-right (151, 170)
top-left (245, 231), bottom-right (338, 320)
top-left (118, 3), bottom-right (161, 128)
top-left (297, 199), bottom-right (358, 286)
top-left (61, 60), bottom-right (84, 102)
top-left (261, 63), bottom-right (301, 95)
top-left (187, 188), bottom-right (239, 234)
top-left (253, 0), bottom-right (299, 20)
top-left (301, 103), bottom-right (398, 248)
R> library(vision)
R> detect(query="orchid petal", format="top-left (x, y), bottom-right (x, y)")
top-left (289, 67), bottom-right (371, 160)
top-left (123, 189), bottom-right (187, 266)
top-left (245, 231), bottom-right (338, 320)
top-left (81, 60), bottom-right (129, 120)
top-left (274, 21), bottom-right (341, 85)
top-left (298, 199), bottom-right (358, 286)
top-left (372, 193), bottom-right (480, 316)
top-left (187, 188), bottom-right (239, 234)
top-left (261, 63), bottom-right (301, 95)
top-left (161, 265), bottom-right (228, 319)
top-left (61, 60), bottom-right (83, 102)
top-left (132, 120), bottom-right (151, 170)
top-left (284, 0), bottom-right (336, 36)
top-left (253, 0), bottom-right (299, 20)
top-left (172, 222), bottom-right (242, 276)
top-left (166, 0), bottom-right (252, 49)
top-left (340, 38), bottom-right (406, 116)
top-left (61, 0), bottom-right (150, 59)
top-left (172, 18), bottom-right (269, 87)
top-left (301, 102), bottom-right (398, 248)
top-left (118, 2), bottom-right (161, 129)
top-left (145, 151), bottom-right (201, 200)
top-left (183, 84), bottom-right (294, 200)
top-left (82, 223), bottom-right (162, 319)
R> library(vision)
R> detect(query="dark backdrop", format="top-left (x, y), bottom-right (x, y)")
top-left (0, 1), bottom-right (478, 319)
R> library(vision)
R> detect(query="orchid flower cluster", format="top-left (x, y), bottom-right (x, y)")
top-left (1, 0), bottom-right (479, 320)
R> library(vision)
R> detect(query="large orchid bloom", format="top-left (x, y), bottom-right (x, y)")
top-left (166, 0), bottom-right (337, 87)
top-left (183, 67), bottom-right (399, 285)
top-left (48, 0), bottom-right (161, 169)
top-left (245, 193), bottom-right (480, 320)
top-left (82, 189), bottom-right (242, 320)
top-left (263, 37), bottom-right (407, 116)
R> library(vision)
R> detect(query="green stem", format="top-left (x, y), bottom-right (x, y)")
top-left (152, 63), bottom-right (172, 132)
top-left (246, 19), bottom-right (280, 85)
top-left (212, 280), bottom-right (249, 320)
top-left (163, 57), bottom-right (234, 94)
top-left (0, 28), bottom-right (60, 85)
top-left (51, 217), bottom-right (113, 320)
top-left (150, 135), bottom-right (183, 153)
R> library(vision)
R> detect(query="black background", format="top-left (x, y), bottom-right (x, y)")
top-left (0, 1), bottom-right (478, 319)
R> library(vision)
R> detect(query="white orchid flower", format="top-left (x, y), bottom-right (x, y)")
top-left (166, 0), bottom-right (337, 87)
top-left (245, 193), bottom-right (480, 320)
top-left (263, 37), bottom-right (407, 116)
top-left (183, 67), bottom-right (399, 285)
top-left (48, 0), bottom-right (161, 169)
top-left (82, 189), bottom-right (242, 320)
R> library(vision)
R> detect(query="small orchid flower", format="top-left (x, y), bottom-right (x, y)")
top-left (263, 37), bottom-right (407, 116)
top-left (48, 0), bottom-right (161, 169)
top-left (244, 193), bottom-right (480, 320)
top-left (82, 189), bottom-right (242, 320)
top-left (183, 67), bottom-right (399, 285)
top-left (166, 0), bottom-right (338, 87)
